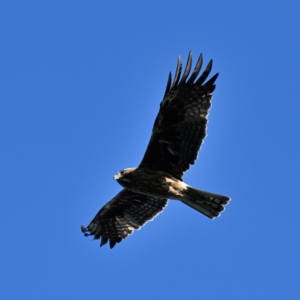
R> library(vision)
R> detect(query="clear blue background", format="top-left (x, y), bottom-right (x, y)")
top-left (1, 1), bottom-right (299, 299)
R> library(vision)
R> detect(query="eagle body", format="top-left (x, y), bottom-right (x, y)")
top-left (113, 167), bottom-right (229, 219)
top-left (81, 52), bottom-right (231, 249)
top-left (114, 167), bottom-right (188, 200)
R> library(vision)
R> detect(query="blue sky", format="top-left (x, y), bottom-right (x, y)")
top-left (1, 1), bottom-right (300, 299)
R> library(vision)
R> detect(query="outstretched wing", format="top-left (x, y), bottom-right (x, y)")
top-left (81, 189), bottom-right (168, 248)
top-left (139, 52), bottom-right (218, 180)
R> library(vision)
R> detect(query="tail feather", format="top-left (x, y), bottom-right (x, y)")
top-left (181, 187), bottom-right (230, 219)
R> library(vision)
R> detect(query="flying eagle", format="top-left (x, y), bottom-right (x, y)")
top-left (81, 52), bottom-right (230, 248)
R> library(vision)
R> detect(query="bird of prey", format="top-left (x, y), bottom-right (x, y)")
top-left (81, 51), bottom-right (230, 249)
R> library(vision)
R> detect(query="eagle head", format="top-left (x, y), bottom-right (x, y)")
top-left (113, 168), bottom-right (136, 187)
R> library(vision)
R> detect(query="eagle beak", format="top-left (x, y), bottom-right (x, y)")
top-left (113, 175), bottom-right (118, 180)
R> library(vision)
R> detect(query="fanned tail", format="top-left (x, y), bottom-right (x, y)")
top-left (181, 187), bottom-right (230, 219)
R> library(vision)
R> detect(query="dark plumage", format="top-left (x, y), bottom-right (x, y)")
top-left (81, 190), bottom-right (167, 249)
top-left (139, 53), bottom-right (217, 180)
top-left (81, 52), bottom-right (230, 248)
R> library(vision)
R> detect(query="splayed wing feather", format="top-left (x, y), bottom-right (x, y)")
top-left (179, 51), bottom-right (193, 84)
top-left (195, 60), bottom-right (213, 85)
top-left (187, 53), bottom-right (203, 84)
top-left (171, 56), bottom-right (182, 89)
top-left (81, 189), bottom-right (167, 248)
top-left (163, 72), bottom-right (172, 98)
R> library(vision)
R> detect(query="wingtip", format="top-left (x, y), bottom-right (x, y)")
top-left (195, 58), bottom-right (214, 85)
top-left (187, 53), bottom-right (203, 84)
top-left (179, 51), bottom-right (193, 84)
top-left (81, 225), bottom-right (87, 233)
top-left (207, 59), bottom-right (213, 70)
top-left (170, 55), bottom-right (182, 89)
top-left (110, 240), bottom-right (117, 248)
top-left (100, 236), bottom-right (108, 247)
top-left (163, 72), bottom-right (172, 98)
